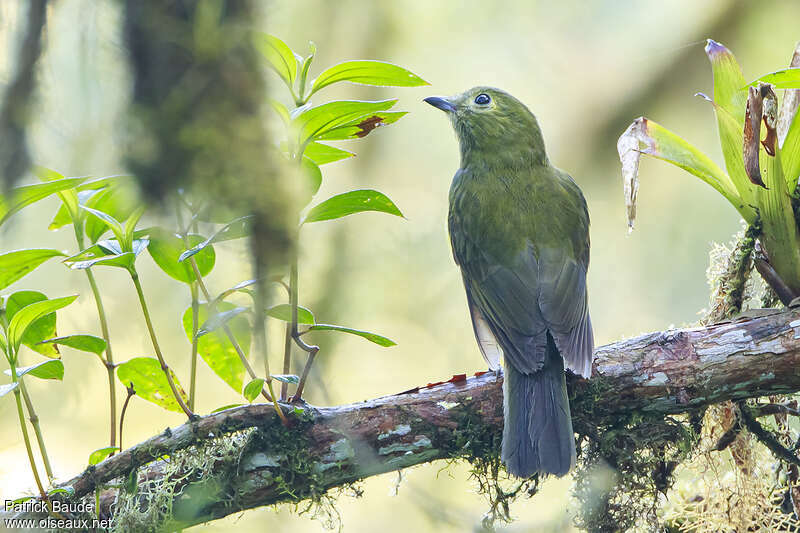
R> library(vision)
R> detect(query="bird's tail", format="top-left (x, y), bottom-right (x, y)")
top-left (501, 335), bottom-right (575, 477)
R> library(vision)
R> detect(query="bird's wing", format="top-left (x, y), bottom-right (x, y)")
top-left (463, 278), bottom-right (502, 370)
top-left (537, 246), bottom-right (593, 378)
top-left (459, 242), bottom-right (549, 375)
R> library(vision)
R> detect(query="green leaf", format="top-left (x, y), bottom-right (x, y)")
top-left (80, 206), bottom-right (125, 245)
top-left (0, 249), bottom-right (66, 291)
top-left (748, 68), bottom-right (800, 89)
top-left (303, 142), bottom-right (354, 165)
top-left (48, 203), bottom-right (73, 230)
top-left (116, 357), bottom-right (189, 413)
top-left (309, 60), bottom-right (429, 97)
top-left (705, 39), bottom-right (748, 123)
top-left (197, 306), bottom-right (249, 337)
top-left (211, 403), bottom-right (243, 413)
top-left (303, 189), bottom-right (404, 224)
top-left (84, 185), bottom-right (138, 243)
top-left (253, 33), bottom-right (297, 88)
top-left (316, 111), bottom-right (407, 141)
top-left (242, 377), bottom-right (264, 402)
top-left (617, 117), bottom-right (753, 229)
top-left (182, 302), bottom-right (249, 393)
top-left (0, 382), bottom-right (19, 398)
top-left (292, 99), bottom-right (398, 147)
top-left (64, 239), bottom-right (148, 270)
top-left (4, 359), bottom-right (64, 380)
top-left (270, 374), bottom-right (299, 384)
top-left (123, 206), bottom-right (146, 249)
top-left (266, 303), bottom-right (315, 324)
top-left (7, 295), bottom-right (77, 353)
top-left (301, 156), bottom-right (322, 202)
top-left (307, 324), bottom-right (396, 347)
top-left (34, 166), bottom-right (82, 227)
top-left (48, 487), bottom-right (75, 497)
top-left (38, 335), bottom-right (107, 356)
top-left (88, 447), bottom-right (119, 465)
top-left (214, 279), bottom-right (258, 303)
top-left (783, 107), bottom-right (800, 191)
top-left (178, 215), bottom-right (254, 262)
top-left (0, 177), bottom-right (88, 227)
top-left (268, 99), bottom-right (291, 126)
top-left (5, 291), bottom-right (60, 357)
top-left (148, 230), bottom-right (216, 283)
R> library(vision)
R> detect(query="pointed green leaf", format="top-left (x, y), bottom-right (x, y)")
top-left (123, 206), bottom-right (146, 248)
top-left (303, 142), bottom-right (354, 165)
top-left (783, 108), bottom-right (800, 191)
top-left (309, 60), bottom-right (429, 97)
top-left (48, 203), bottom-right (73, 230)
top-left (64, 239), bottom-right (148, 270)
top-left (116, 357), bottom-right (188, 413)
top-left (214, 279), bottom-right (258, 303)
top-left (705, 39), bottom-right (748, 122)
top-left (316, 111), bottom-right (407, 141)
top-left (38, 335), bottom-right (107, 356)
top-left (307, 324), bottom-right (396, 347)
top-left (80, 206), bottom-right (124, 245)
top-left (301, 156), bottom-right (322, 201)
top-left (178, 216), bottom-right (253, 262)
top-left (268, 99), bottom-right (291, 126)
top-left (48, 487), bottom-right (74, 497)
top-left (183, 302), bottom-right (248, 393)
top-left (0, 382), bottom-right (18, 398)
top-left (5, 291), bottom-right (60, 357)
top-left (242, 377), bottom-right (264, 402)
top-left (197, 306), bottom-right (249, 337)
top-left (292, 99), bottom-right (398, 147)
top-left (303, 189), bottom-right (404, 224)
top-left (8, 295), bottom-right (78, 352)
top-left (0, 177), bottom-right (88, 227)
top-left (34, 166), bottom-right (81, 225)
top-left (0, 249), bottom-right (66, 290)
top-left (88, 447), bottom-right (119, 465)
top-left (211, 403), bottom-right (243, 413)
top-left (4, 359), bottom-right (64, 380)
top-left (253, 33), bottom-right (297, 88)
top-left (148, 229), bottom-right (216, 283)
top-left (266, 304), bottom-right (315, 324)
top-left (748, 68), bottom-right (800, 89)
top-left (84, 185), bottom-right (138, 243)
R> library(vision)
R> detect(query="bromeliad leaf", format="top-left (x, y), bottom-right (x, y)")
top-left (5, 291), bottom-right (59, 357)
top-left (316, 111), bottom-right (407, 141)
top-left (0, 177), bottom-right (88, 227)
top-left (148, 229), bottom-right (216, 283)
top-left (617, 117), bottom-right (749, 229)
top-left (307, 324), bottom-right (396, 347)
top-left (88, 447), bottom-right (119, 465)
top-left (705, 39), bottom-right (748, 123)
top-left (4, 360), bottom-right (64, 380)
top-left (302, 189), bottom-right (404, 224)
top-left (179, 215), bottom-right (253, 262)
top-left (292, 100), bottom-right (398, 148)
top-left (183, 302), bottom-right (249, 393)
top-left (197, 306), bottom-right (249, 337)
top-left (242, 377), bottom-right (264, 403)
top-left (309, 60), bottom-right (429, 97)
top-left (116, 357), bottom-right (189, 413)
top-left (7, 295), bottom-right (78, 353)
top-left (254, 33), bottom-right (297, 88)
top-left (266, 303), bottom-right (315, 324)
top-left (303, 142), bottom-right (354, 165)
top-left (0, 249), bottom-right (66, 291)
top-left (747, 68), bottom-right (800, 89)
top-left (38, 335), bottom-right (107, 356)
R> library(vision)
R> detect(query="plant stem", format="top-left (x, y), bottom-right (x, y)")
top-left (18, 378), bottom-right (54, 481)
top-left (77, 228), bottom-right (117, 449)
top-left (251, 270), bottom-right (287, 425)
top-left (280, 324), bottom-right (291, 401)
top-left (189, 282), bottom-right (199, 410)
top-left (187, 259), bottom-right (274, 403)
top-left (9, 359), bottom-right (47, 500)
top-left (119, 382), bottom-right (135, 450)
top-left (289, 243), bottom-right (319, 403)
top-left (129, 270), bottom-right (194, 418)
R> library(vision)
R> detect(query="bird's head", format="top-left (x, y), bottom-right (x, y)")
top-left (424, 87), bottom-right (547, 166)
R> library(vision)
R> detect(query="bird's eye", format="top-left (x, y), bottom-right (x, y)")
top-left (474, 93), bottom-right (491, 105)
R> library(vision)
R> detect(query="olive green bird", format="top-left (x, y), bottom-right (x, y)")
top-left (425, 87), bottom-right (593, 477)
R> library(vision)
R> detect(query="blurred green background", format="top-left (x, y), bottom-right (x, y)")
top-left (1, 1), bottom-right (800, 531)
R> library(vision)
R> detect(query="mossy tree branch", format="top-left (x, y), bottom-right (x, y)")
top-left (5, 308), bottom-right (800, 529)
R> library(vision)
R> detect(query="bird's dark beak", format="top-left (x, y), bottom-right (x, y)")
top-left (424, 96), bottom-right (456, 113)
